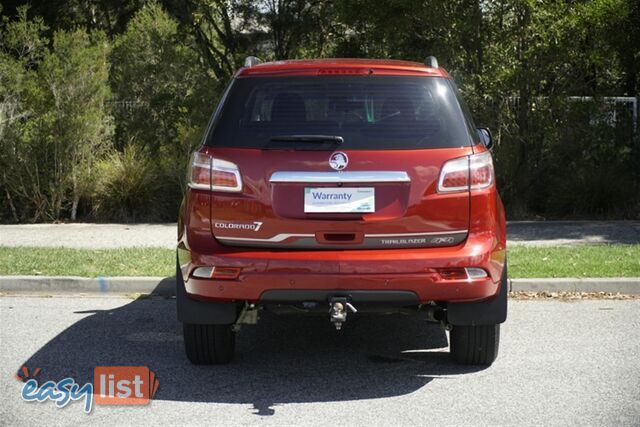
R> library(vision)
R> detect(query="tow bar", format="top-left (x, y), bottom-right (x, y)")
top-left (329, 297), bottom-right (357, 330)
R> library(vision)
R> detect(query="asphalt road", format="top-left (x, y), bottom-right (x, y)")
top-left (0, 223), bottom-right (177, 249)
top-left (0, 296), bottom-right (638, 425)
top-left (507, 221), bottom-right (640, 246)
top-left (0, 221), bottom-right (639, 249)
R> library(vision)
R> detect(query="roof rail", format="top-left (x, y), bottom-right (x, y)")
top-left (244, 56), bottom-right (263, 68)
top-left (424, 56), bottom-right (439, 68)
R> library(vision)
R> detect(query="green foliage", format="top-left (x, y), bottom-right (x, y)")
top-left (1, 0), bottom-right (146, 37)
top-left (107, 3), bottom-right (217, 220)
top-left (490, 98), bottom-right (639, 219)
top-left (1, 0), bottom-right (638, 222)
top-left (38, 29), bottom-right (114, 219)
top-left (1, 7), bottom-right (112, 221)
top-left (110, 2), bottom-right (216, 154)
top-left (92, 144), bottom-right (165, 222)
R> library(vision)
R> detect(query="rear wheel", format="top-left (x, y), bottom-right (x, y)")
top-left (449, 324), bottom-right (500, 365)
top-left (183, 323), bottom-right (235, 365)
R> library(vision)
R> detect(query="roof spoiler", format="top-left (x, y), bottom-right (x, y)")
top-left (244, 56), bottom-right (263, 68)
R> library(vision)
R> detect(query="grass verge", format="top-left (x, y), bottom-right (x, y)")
top-left (0, 245), bottom-right (638, 278)
top-left (507, 245), bottom-right (640, 278)
top-left (0, 247), bottom-right (173, 277)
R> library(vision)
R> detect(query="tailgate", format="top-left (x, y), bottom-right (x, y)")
top-left (208, 147), bottom-right (471, 249)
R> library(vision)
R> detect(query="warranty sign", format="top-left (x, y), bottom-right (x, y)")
top-left (304, 187), bottom-right (375, 213)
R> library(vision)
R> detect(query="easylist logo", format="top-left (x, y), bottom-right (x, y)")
top-left (214, 221), bottom-right (263, 231)
top-left (18, 365), bottom-right (159, 413)
top-left (94, 366), bottom-right (159, 405)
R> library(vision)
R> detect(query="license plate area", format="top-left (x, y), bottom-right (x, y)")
top-left (304, 187), bottom-right (375, 213)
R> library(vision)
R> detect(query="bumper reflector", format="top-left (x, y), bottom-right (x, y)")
top-left (465, 267), bottom-right (488, 279)
top-left (437, 267), bottom-right (488, 281)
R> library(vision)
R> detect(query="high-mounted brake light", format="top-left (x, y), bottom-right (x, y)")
top-left (187, 152), bottom-right (243, 192)
top-left (317, 68), bottom-right (370, 75)
top-left (437, 151), bottom-right (494, 193)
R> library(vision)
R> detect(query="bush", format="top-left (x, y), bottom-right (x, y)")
top-left (0, 9), bottom-right (112, 222)
top-left (487, 97), bottom-right (640, 219)
top-left (92, 145), bottom-right (166, 222)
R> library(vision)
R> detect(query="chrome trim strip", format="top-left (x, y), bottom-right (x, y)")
top-left (216, 230), bottom-right (468, 243)
top-left (217, 233), bottom-right (315, 243)
top-left (366, 230), bottom-right (468, 237)
top-left (269, 171), bottom-right (410, 184)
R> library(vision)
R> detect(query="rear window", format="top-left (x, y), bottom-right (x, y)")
top-left (207, 76), bottom-right (473, 150)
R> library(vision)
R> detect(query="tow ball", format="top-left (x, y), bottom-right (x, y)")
top-left (329, 298), bottom-right (357, 330)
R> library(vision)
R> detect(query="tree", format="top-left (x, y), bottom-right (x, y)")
top-left (110, 2), bottom-right (217, 153)
top-left (1, 7), bottom-right (112, 221)
top-left (110, 2), bottom-right (218, 218)
top-left (1, 0), bottom-right (638, 221)
top-left (162, 0), bottom-right (243, 80)
top-left (38, 29), bottom-right (113, 219)
top-left (238, 0), bottom-right (337, 59)
top-left (0, 6), bottom-right (51, 221)
top-left (1, 0), bottom-right (145, 37)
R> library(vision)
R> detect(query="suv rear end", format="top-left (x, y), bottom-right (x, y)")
top-left (177, 58), bottom-right (507, 366)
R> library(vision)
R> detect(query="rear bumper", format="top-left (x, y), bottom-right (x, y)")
top-left (179, 231), bottom-right (506, 304)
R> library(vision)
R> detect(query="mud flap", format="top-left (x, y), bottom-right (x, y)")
top-left (176, 258), bottom-right (238, 325)
top-left (446, 265), bottom-right (508, 326)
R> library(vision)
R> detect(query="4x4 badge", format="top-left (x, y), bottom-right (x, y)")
top-left (329, 152), bottom-right (348, 171)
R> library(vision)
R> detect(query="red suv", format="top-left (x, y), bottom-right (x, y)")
top-left (177, 57), bottom-right (507, 366)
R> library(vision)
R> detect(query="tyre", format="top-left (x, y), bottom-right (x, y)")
top-left (449, 323), bottom-right (500, 365)
top-left (183, 323), bottom-right (235, 365)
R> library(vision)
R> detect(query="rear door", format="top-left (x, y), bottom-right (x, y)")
top-left (205, 75), bottom-right (473, 249)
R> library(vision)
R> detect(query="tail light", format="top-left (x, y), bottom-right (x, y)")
top-left (192, 266), bottom-right (242, 280)
top-left (187, 152), bottom-right (243, 192)
top-left (437, 151), bottom-right (494, 193)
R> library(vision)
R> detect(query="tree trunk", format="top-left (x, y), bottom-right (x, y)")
top-left (71, 174), bottom-right (79, 221)
top-left (4, 186), bottom-right (19, 223)
top-left (71, 195), bottom-right (79, 221)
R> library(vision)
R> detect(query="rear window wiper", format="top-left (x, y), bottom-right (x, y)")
top-left (269, 134), bottom-right (344, 144)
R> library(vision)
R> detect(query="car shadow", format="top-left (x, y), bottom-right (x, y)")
top-left (18, 279), bottom-right (488, 416)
